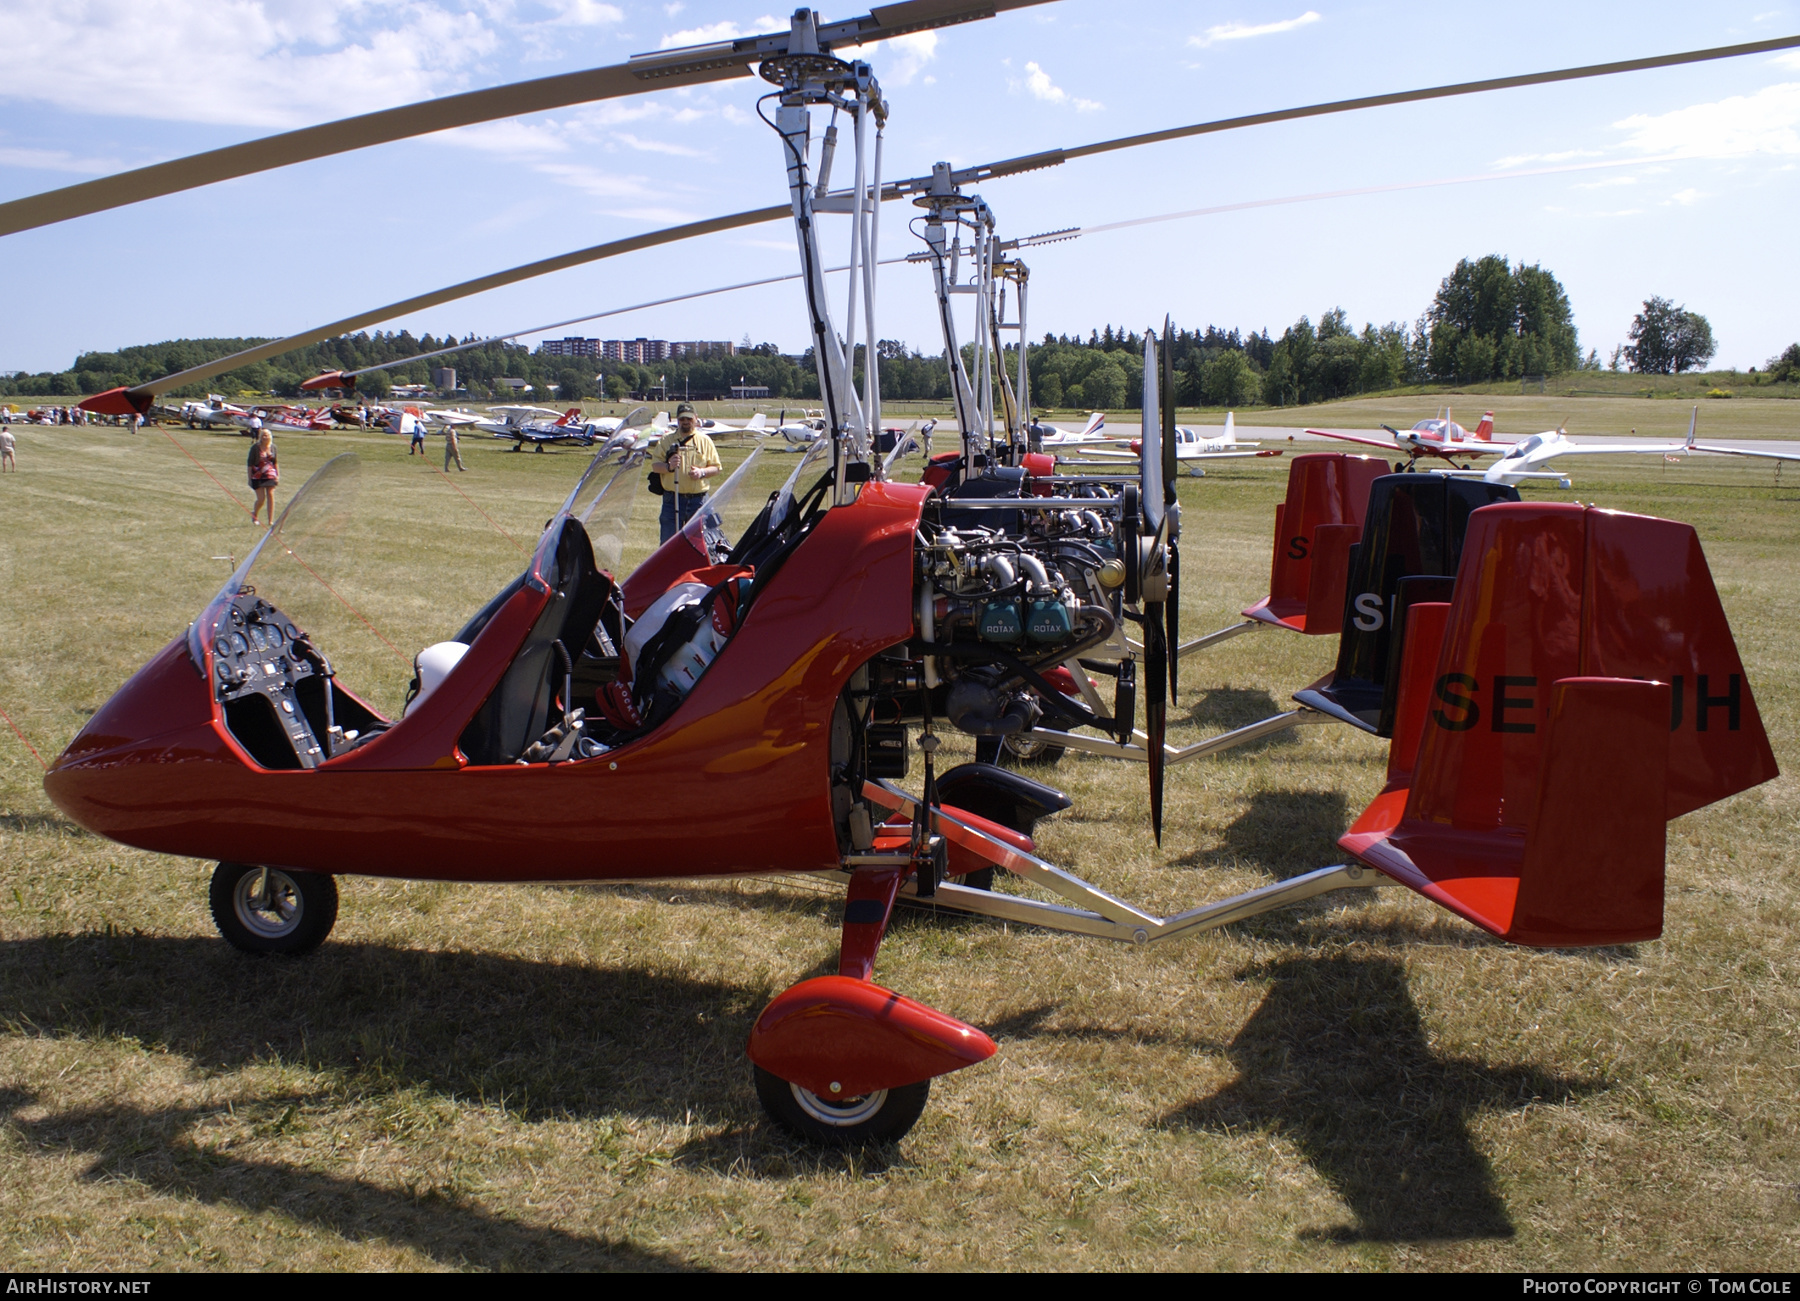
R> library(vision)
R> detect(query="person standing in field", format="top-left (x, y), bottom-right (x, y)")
top-left (652, 403), bottom-right (720, 543)
top-left (444, 423), bottom-right (465, 472)
top-left (0, 425), bottom-right (16, 472)
top-left (248, 428), bottom-right (279, 526)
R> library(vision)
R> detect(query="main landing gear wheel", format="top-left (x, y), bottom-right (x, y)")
top-left (209, 861), bottom-right (338, 956)
top-left (753, 1065), bottom-right (930, 1146)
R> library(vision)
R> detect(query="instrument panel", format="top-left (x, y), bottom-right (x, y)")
top-left (211, 594), bottom-right (325, 768)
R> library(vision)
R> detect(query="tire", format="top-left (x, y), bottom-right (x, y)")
top-left (999, 731), bottom-right (1065, 768)
top-left (209, 861), bottom-right (338, 956)
top-left (753, 1065), bottom-right (929, 1146)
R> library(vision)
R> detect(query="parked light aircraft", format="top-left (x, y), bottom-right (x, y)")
top-left (1311, 409), bottom-right (1505, 467)
top-left (1083, 412), bottom-right (1284, 476)
top-left (1444, 408), bottom-right (1800, 488)
top-left (1029, 412), bottom-right (1109, 446)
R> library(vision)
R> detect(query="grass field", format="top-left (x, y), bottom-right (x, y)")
top-left (0, 419), bottom-right (1795, 1271)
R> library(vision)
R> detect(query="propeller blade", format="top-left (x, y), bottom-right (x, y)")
top-left (1167, 537), bottom-right (1181, 700)
top-left (1161, 315), bottom-right (1180, 698)
top-left (1145, 609), bottom-right (1168, 846)
top-left (0, 0), bottom-right (1056, 238)
top-left (1161, 315), bottom-right (1178, 503)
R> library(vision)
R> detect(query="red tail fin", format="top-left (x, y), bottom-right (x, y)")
top-left (1243, 453), bottom-right (1386, 633)
top-left (1341, 501), bottom-right (1777, 947)
top-left (1475, 411), bottom-right (1495, 440)
top-left (555, 407), bottom-right (582, 426)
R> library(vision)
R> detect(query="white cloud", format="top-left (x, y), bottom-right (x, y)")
top-left (614, 132), bottom-right (706, 157)
top-left (1189, 11), bottom-right (1322, 49)
top-left (663, 1), bottom-right (686, 14)
top-left (0, 145), bottom-right (124, 174)
top-left (1574, 175), bottom-right (1637, 189)
top-left (1665, 188), bottom-right (1704, 205)
top-left (1613, 82), bottom-right (1800, 158)
top-left (1773, 50), bottom-right (1800, 70)
top-left (1019, 61), bottom-right (1102, 112)
top-left (660, 16), bottom-right (778, 49)
top-left (0, 0), bottom-right (499, 128)
top-left (868, 31), bottom-right (938, 87)
top-left (539, 0), bottom-right (624, 26)
top-left (1493, 148), bottom-right (1603, 168)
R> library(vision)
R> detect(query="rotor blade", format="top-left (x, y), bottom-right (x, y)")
top-left (895, 31), bottom-right (1800, 198)
top-left (1146, 615), bottom-right (1168, 847)
top-left (122, 205), bottom-right (786, 398)
top-left (0, 0), bottom-right (1055, 238)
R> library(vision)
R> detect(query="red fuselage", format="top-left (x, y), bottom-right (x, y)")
top-left (45, 482), bottom-right (931, 883)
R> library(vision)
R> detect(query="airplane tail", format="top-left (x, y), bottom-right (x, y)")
top-left (1223, 411), bottom-right (1236, 445)
top-left (1475, 411), bottom-right (1495, 441)
top-left (746, 413), bottom-right (767, 432)
top-left (1686, 404), bottom-right (1698, 450)
top-left (554, 407), bottom-right (582, 426)
top-left (1341, 502), bottom-right (1778, 947)
top-left (1080, 411), bottom-right (1105, 438)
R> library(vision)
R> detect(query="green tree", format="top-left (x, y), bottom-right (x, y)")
top-left (1084, 360), bottom-right (1127, 409)
top-left (1199, 350), bottom-right (1258, 407)
top-left (1767, 343), bottom-right (1800, 383)
top-left (361, 370), bottom-right (391, 399)
top-left (1426, 255), bottom-right (1579, 381)
top-left (1627, 297), bottom-right (1717, 374)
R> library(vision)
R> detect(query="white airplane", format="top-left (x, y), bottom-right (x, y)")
top-left (1030, 412), bottom-right (1109, 446)
top-left (425, 408), bottom-right (484, 428)
top-left (1082, 412), bottom-right (1285, 475)
top-left (769, 414), bottom-right (828, 450)
top-left (472, 404), bottom-right (564, 438)
top-left (1467, 407), bottom-right (1800, 487)
top-left (175, 396), bottom-right (252, 429)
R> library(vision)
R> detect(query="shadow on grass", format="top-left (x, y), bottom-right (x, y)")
top-left (1160, 953), bottom-right (1602, 1242)
top-left (0, 1089), bottom-right (691, 1271)
top-left (0, 933), bottom-right (768, 1128)
top-left (1183, 686), bottom-right (1301, 749)
top-left (1174, 788), bottom-right (1349, 879)
top-left (0, 811), bottom-right (93, 837)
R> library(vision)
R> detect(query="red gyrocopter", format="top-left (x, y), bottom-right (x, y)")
top-left (26, 6), bottom-right (1792, 1143)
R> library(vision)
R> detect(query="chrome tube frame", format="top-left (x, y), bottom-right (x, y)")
top-left (861, 779), bottom-right (1387, 945)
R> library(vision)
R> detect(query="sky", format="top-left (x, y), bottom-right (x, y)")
top-left (1, 0), bottom-right (1797, 376)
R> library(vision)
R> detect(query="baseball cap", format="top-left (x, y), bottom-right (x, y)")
top-left (675, 402), bottom-right (695, 417)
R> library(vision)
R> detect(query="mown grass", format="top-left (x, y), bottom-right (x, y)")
top-left (0, 419), bottom-right (1795, 1271)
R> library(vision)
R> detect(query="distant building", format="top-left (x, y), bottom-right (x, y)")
top-left (541, 338), bottom-right (602, 358)
top-left (496, 377), bottom-right (534, 393)
top-left (391, 382), bottom-right (432, 399)
top-left (429, 367), bottom-right (457, 392)
top-left (671, 341), bottom-right (737, 358)
top-left (730, 382), bottom-right (771, 399)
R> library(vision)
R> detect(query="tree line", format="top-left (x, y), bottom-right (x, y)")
top-left (4, 256), bottom-right (1785, 407)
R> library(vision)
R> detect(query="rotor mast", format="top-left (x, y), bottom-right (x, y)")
top-left (766, 8), bottom-right (888, 505)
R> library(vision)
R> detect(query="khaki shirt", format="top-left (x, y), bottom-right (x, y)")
top-left (654, 429), bottom-right (720, 494)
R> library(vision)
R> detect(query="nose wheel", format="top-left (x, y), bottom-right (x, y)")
top-left (753, 1065), bottom-right (930, 1146)
top-left (209, 861), bottom-right (339, 955)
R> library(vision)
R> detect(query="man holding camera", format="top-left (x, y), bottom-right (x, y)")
top-left (653, 403), bottom-right (721, 543)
